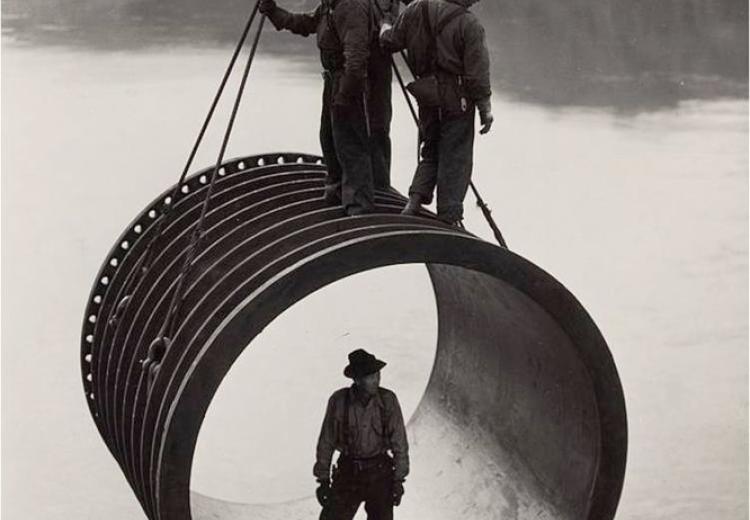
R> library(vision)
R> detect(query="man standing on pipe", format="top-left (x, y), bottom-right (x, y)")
top-left (368, 0), bottom-right (403, 191)
top-left (259, 0), bottom-right (376, 216)
top-left (379, 0), bottom-right (494, 226)
top-left (314, 349), bottom-right (409, 519)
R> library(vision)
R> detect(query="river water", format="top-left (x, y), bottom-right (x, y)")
top-left (2, 21), bottom-right (748, 520)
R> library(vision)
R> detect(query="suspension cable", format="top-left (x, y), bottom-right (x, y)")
top-left (132, 1), bottom-right (263, 292)
top-left (162, 13), bottom-right (267, 339)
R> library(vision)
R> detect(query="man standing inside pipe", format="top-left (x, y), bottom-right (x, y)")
top-left (314, 349), bottom-right (409, 519)
top-left (259, 0), bottom-right (376, 216)
top-left (379, 0), bottom-right (494, 226)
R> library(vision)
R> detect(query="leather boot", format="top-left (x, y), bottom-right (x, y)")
top-left (439, 216), bottom-right (465, 229)
top-left (401, 194), bottom-right (424, 216)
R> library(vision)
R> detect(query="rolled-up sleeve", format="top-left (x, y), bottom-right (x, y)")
top-left (388, 394), bottom-right (410, 481)
top-left (313, 394), bottom-right (337, 481)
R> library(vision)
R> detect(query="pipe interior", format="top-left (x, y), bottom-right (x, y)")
top-left (190, 262), bottom-right (600, 520)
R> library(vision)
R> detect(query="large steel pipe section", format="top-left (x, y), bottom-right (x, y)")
top-left (81, 152), bottom-right (627, 520)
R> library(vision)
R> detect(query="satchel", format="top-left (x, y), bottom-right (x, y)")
top-left (406, 74), bottom-right (441, 107)
top-left (407, 2), bottom-right (467, 109)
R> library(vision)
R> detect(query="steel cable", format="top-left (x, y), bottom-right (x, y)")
top-left (128, 1), bottom-right (263, 296)
top-left (162, 11), bottom-right (268, 339)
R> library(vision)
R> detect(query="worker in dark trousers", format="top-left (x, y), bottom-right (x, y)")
top-left (260, 0), bottom-right (376, 216)
top-left (379, 0), bottom-right (493, 226)
top-left (314, 349), bottom-right (409, 520)
top-left (368, 0), bottom-right (402, 191)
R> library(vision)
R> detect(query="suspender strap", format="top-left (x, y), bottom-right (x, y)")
top-left (423, 1), bottom-right (467, 74)
top-left (343, 389), bottom-right (351, 455)
top-left (378, 388), bottom-right (391, 450)
top-left (436, 4), bottom-right (467, 33)
top-left (342, 389), bottom-right (392, 455)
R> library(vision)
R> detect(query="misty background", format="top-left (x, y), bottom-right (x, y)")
top-left (2, 0), bottom-right (748, 519)
top-left (3, 0), bottom-right (748, 108)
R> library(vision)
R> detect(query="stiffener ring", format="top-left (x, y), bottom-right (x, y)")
top-left (81, 152), bottom-right (627, 520)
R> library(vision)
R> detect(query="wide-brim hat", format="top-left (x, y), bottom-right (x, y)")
top-left (344, 349), bottom-right (387, 379)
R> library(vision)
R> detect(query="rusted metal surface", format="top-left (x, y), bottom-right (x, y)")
top-left (81, 152), bottom-right (626, 520)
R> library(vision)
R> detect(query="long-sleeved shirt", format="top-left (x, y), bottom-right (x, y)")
top-left (380, 0), bottom-right (492, 103)
top-left (314, 385), bottom-right (410, 481)
top-left (266, 0), bottom-right (372, 81)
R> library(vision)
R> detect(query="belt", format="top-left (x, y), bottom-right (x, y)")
top-left (435, 70), bottom-right (465, 86)
top-left (338, 453), bottom-right (391, 473)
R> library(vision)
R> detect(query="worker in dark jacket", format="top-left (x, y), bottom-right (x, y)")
top-left (314, 349), bottom-right (409, 520)
top-left (260, 0), bottom-right (376, 215)
top-left (380, 0), bottom-right (493, 225)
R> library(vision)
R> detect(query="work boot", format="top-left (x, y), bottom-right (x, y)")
top-left (401, 194), bottom-right (424, 216)
top-left (439, 216), bottom-right (465, 229)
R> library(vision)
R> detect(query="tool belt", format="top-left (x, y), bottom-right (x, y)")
top-left (408, 71), bottom-right (469, 113)
top-left (441, 72), bottom-right (472, 115)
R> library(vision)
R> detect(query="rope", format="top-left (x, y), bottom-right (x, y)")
top-left (162, 11), bottom-right (267, 339)
top-left (375, 4), bottom-right (508, 247)
top-left (130, 1), bottom-right (263, 295)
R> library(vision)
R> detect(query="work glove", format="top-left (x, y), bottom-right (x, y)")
top-left (259, 0), bottom-right (277, 15)
top-left (379, 20), bottom-right (393, 41)
top-left (315, 480), bottom-right (331, 507)
top-left (392, 480), bottom-right (405, 506)
top-left (479, 111), bottom-right (494, 134)
top-left (477, 97), bottom-right (493, 134)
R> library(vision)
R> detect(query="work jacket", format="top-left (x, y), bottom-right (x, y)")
top-left (267, 0), bottom-right (372, 85)
top-left (313, 385), bottom-right (410, 482)
top-left (380, 0), bottom-right (491, 104)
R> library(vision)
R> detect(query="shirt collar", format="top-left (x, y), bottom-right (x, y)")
top-left (349, 384), bottom-right (385, 409)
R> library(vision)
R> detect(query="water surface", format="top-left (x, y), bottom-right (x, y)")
top-left (1, 11), bottom-right (748, 519)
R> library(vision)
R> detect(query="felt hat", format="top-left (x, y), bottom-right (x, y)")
top-left (343, 349), bottom-right (387, 379)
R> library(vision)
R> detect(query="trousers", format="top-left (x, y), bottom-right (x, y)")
top-left (320, 71), bottom-right (375, 214)
top-left (320, 455), bottom-right (395, 520)
top-left (409, 104), bottom-right (475, 223)
top-left (367, 42), bottom-right (393, 190)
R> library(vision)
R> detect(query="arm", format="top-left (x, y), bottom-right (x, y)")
top-left (388, 394), bottom-right (410, 481)
top-left (313, 394), bottom-right (337, 481)
top-left (372, 0), bottom-right (403, 21)
top-left (260, 0), bottom-right (322, 36)
top-left (379, 5), bottom-right (412, 53)
top-left (332, 0), bottom-right (371, 103)
top-left (461, 17), bottom-right (492, 103)
top-left (462, 16), bottom-right (493, 133)
top-left (337, 0), bottom-right (371, 82)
